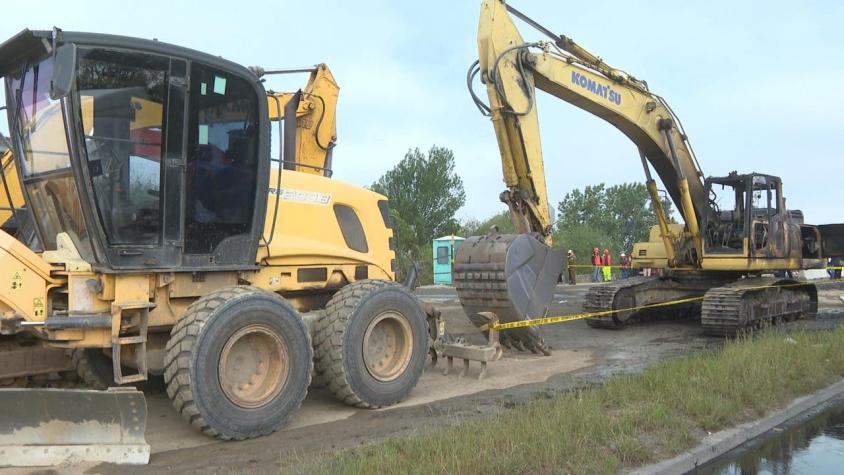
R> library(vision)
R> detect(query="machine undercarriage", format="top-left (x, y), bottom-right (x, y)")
top-left (583, 274), bottom-right (817, 335)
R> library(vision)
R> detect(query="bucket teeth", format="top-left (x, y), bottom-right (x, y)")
top-left (454, 233), bottom-right (563, 356)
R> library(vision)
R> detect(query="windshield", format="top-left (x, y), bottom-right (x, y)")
top-left (7, 55), bottom-right (93, 258)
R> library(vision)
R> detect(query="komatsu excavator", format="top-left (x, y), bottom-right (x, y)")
top-left (0, 29), bottom-right (434, 465)
top-left (456, 0), bottom-right (842, 350)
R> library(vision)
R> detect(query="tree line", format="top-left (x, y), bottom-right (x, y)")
top-left (372, 145), bottom-right (673, 284)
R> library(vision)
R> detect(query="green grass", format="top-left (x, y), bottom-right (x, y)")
top-left (300, 327), bottom-right (844, 475)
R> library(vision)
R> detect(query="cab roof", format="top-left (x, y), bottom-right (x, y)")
top-left (0, 28), bottom-right (259, 83)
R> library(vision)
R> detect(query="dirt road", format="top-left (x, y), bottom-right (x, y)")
top-left (92, 283), bottom-right (844, 474)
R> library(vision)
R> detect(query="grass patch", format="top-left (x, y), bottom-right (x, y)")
top-left (302, 327), bottom-right (844, 474)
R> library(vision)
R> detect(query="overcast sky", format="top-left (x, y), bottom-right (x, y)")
top-left (2, 0), bottom-right (842, 225)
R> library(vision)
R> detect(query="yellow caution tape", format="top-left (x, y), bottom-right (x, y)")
top-left (482, 295), bottom-right (705, 331)
top-left (481, 278), bottom-right (844, 331)
top-left (568, 265), bottom-right (844, 272)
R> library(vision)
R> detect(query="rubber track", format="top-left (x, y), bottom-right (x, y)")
top-left (701, 279), bottom-right (816, 337)
top-left (313, 279), bottom-right (399, 409)
top-left (583, 277), bottom-right (656, 329)
top-left (163, 286), bottom-right (311, 441)
top-left (71, 349), bottom-right (112, 390)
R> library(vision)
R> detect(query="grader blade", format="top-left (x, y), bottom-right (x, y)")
top-left (454, 233), bottom-right (563, 354)
top-left (0, 387), bottom-right (149, 467)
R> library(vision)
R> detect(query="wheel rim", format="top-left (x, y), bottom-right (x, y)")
top-left (219, 323), bottom-right (289, 409)
top-left (362, 311), bottom-right (413, 382)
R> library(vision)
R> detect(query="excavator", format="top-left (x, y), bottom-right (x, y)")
top-left (0, 29), bottom-right (435, 465)
top-left (456, 0), bottom-right (841, 351)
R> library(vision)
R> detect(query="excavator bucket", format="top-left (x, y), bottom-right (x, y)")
top-left (454, 233), bottom-right (563, 354)
top-left (0, 387), bottom-right (149, 467)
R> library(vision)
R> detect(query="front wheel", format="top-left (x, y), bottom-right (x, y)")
top-left (163, 286), bottom-right (312, 440)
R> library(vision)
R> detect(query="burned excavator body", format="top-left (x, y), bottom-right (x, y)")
top-left (458, 0), bottom-right (840, 343)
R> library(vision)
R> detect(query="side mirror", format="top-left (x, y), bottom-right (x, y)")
top-left (50, 43), bottom-right (77, 100)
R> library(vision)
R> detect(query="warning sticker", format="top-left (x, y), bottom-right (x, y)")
top-left (33, 297), bottom-right (45, 318)
top-left (11, 271), bottom-right (22, 290)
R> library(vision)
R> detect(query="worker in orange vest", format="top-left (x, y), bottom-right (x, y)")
top-left (591, 247), bottom-right (602, 282)
top-left (601, 248), bottom-right (612, 282)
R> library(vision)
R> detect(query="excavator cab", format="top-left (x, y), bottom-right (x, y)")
top-left (703, 173), bottom-right (803, 261)
top-left (703, 173), bottom-right (754, 255)
top-left (1, 30), bottom-right (268, 272)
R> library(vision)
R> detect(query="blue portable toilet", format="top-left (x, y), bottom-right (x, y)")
top-left (432, 235), bottom-right (465, 285)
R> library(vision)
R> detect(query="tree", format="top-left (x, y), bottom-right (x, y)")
top-left (553, 224), bottom-right (611, 274)
top-left (554, 182), bottom-right (674, 268)
top-left (460, 210), bottom-right (514, 237)
top-left (371, 146), bottom-right (466, 284)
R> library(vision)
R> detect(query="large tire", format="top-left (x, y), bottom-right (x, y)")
top-left (163, 286), bottom-right (312, 440)
top-left (71, 348), bottom-right (116, 389)
top-left (314, 280), bottom-right (428, 408)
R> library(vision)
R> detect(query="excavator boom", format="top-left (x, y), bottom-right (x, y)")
top-left (474, 0), bottom-right (709, 263)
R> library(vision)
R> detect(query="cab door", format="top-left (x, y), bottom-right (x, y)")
top-left (73, 48), bottom-right (186, 269)
top-left (750, 176), bottom-right (787, 259)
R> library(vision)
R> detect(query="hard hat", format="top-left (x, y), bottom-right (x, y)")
top-left (620, 253), bottom-right (626, 256)
top-left (593, 247), bottom-right (599, 252)
top-left (568, 249), bottom-right (573, 253)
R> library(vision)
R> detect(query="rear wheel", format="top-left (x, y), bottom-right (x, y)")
top-left (314, 280), bottom-right (428, 408)
top-left (164, 286), bottom-right (312, 440)
top-left (72, 349), bottom-right (117, 389)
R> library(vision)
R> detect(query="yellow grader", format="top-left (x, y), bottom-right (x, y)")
top-left (0, 29), bottom-right (437, 465)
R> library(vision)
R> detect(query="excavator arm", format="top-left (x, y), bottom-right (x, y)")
top-left (263, 64), bottom-right (338, 176)
top-left (473, 0), bottom-right (709, 264)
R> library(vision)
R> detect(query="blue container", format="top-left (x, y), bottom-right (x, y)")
top-left (432, 235), bottom-right (465, 285)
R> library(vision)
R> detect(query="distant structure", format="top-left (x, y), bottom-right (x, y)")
top-left (432, 235), bottom-right (465, 285)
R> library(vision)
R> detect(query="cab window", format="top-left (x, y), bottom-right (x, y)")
top-left (76, 49), bottom-right (168, 246)
top-left (184, 63), bottom-right (259, 254)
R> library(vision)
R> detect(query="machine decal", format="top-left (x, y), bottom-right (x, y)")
top-left (268, 187), bottom-right (332, 205)
top-left (571, 71), bottom-right (621, 106)
top-left (33, 298), bottom-right (44, 317)
top-left (11, 271), bottom-right (22, 290)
